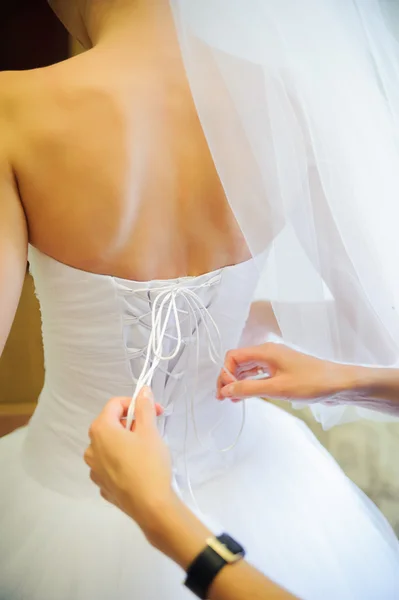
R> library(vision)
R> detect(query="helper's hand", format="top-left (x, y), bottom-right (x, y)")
top-left (84, 388), bottom-right (173, 533)
top-left (217, 343), bottom-right (348, 403)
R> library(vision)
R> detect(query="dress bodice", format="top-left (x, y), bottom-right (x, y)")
top-left (23, 247), bottom-right (260, 496)
top-left (4, 249), bottom-right (399, 600)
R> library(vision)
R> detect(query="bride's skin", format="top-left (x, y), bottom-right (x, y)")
top-left (0, 0), bottom-right (250, 357)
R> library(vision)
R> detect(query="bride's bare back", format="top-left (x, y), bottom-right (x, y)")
top-left (1, 1), bottom-right (248, 282)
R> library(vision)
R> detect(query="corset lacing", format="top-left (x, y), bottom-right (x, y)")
top-left (114, 274), bottom-right (245, 508)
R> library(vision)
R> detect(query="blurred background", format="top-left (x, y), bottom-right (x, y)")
top-left (0, 0), bottom-right (398, 534)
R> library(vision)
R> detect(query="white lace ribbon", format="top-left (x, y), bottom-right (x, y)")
top-left (125, 277), bottom-right (224, 431)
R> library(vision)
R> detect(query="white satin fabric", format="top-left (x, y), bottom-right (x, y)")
top-left (0, 247), bottom-right (398, 600)
top-left (171, 0), bottom-right (399, 428)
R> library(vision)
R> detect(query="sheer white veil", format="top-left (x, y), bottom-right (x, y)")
top-left (171, 0), bottom-right (399, 428)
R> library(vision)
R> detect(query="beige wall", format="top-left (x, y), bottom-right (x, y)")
top-left (0, 274), bottom-right (43, 413)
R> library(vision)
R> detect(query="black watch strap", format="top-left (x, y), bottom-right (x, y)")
top-left (185, 534), bottom-right (245, 599)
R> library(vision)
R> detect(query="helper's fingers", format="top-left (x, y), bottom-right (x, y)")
top-left (119, 396), bottom-right (164, 429)
top-left (100, 488), bottom-right (114, 505)
top-left (236, 366), bottom-right (268, 381)
top-left (100, 397), bottom-right (130, 429)
top-left (120, 397), bottom-right (132, 412)
top-left (89, 469), bottom-right (103, 488)
top-left (216, 367), bottom-right (236, 399)
top-left (223, 345), bottom-right (275, 380)
top-left (84, 445), bottom-right (94, 467)
top-left (134, 387), bottom-right (158, 429)
top-left (217, 361), bottom-right (274, 400)
top-left (220, 377), bottom-right (277, 400)
top-left (217, 360), bottom-right (264, 394)
top-left (155, 404), bottom-right (164, 418)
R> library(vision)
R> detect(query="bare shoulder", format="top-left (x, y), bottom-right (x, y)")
top-left (0, 71), bottom-right (20, 135)
top-left (0, 64), bottom-right (72, 203)
top-left (1, 56), bottom-right (127, 140)
top-left (0, 70), bottom-right (32, 214)
top-left (0, 67), bottom-right (53, 150)
top-left (0, 68), bottom-right (45, 114)
top-left (0, 58), bottom-right (114, 170)
top-left (0, 71), bottom-right (20, 171)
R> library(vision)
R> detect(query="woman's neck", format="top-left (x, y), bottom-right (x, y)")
top-left (93, 1), bottom-right (175, 54)
top-left (87, 2), bottom-right (181, 77)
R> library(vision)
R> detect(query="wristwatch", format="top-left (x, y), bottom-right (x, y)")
top-left (185, 534), bottom-right (246, 599)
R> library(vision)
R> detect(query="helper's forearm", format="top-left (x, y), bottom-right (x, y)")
top-left (145, 494), bottom-right (213, 571)
top-left (337, 364), bottom-right (399, 413)
top-left (363, 367), bottom-right (399, 403)
top-left (209, 560), bottom-right (299, 600)
top-left (143, 494), bottom-right (299, 600)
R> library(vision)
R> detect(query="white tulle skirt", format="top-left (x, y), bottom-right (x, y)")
top-left (1, 401), bottom-right (398, 600)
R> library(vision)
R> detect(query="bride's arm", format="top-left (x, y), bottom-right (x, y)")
top-left (239, 301), bottom-right (281, 348)
top-left (0, 151), bottom-right (28, 358)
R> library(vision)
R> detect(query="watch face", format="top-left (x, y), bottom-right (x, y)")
top-left (218, 534), bottom-right (245, 556)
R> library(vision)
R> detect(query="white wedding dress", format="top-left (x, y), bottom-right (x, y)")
top-left (0, 246), bottom-right (399, 600)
